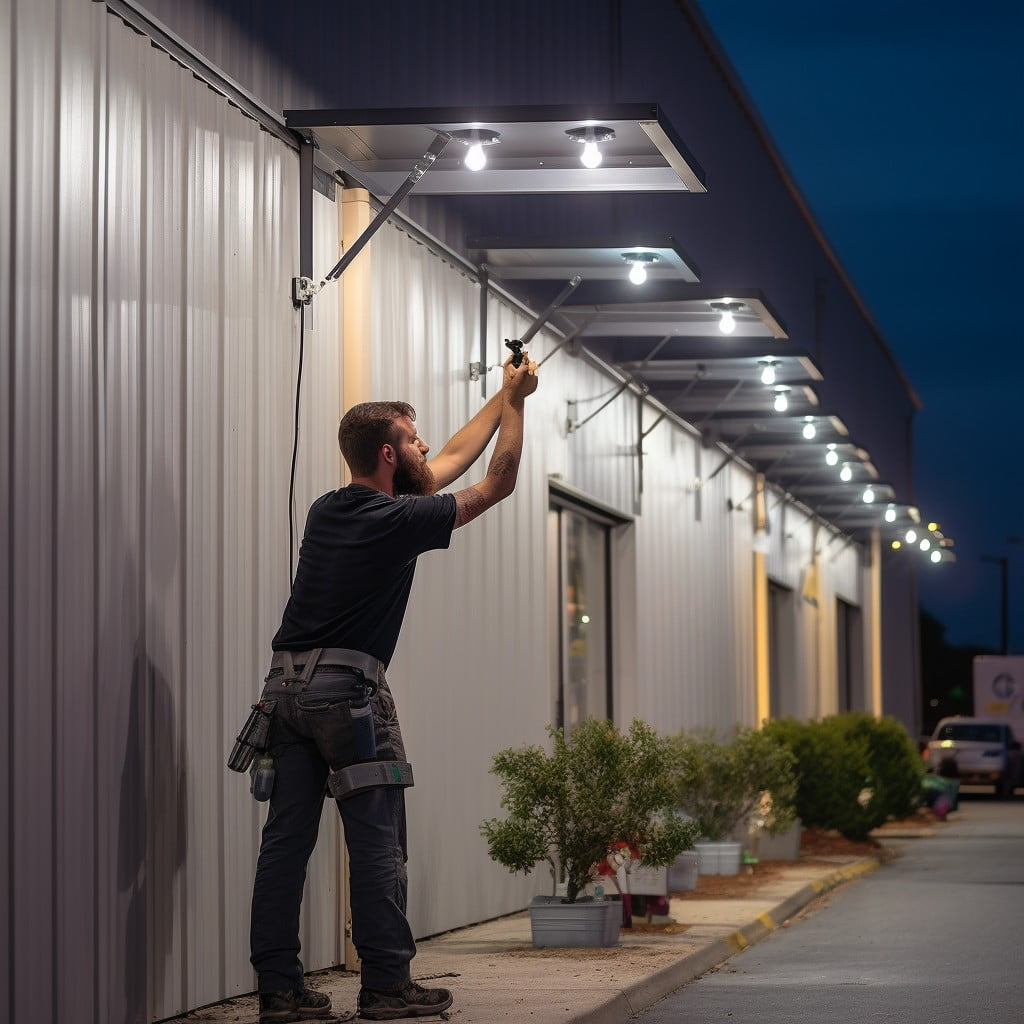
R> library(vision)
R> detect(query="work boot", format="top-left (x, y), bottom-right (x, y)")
top-left (259, 986), bottom-right (333, 1022)
top-left (357, 979), bottom-right (453, 1020)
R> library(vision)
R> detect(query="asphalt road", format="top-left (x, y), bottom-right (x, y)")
top-left (637, 793), bottom-right (1024, 1024)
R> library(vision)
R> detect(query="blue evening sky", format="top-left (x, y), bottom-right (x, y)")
top-left (695, 0), bottom-right (1024, 651)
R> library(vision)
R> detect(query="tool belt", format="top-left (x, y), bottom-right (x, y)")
top-left (258, 646), bottom-right (414, 800)
top-left (265, 647), bottom-right (383, 689)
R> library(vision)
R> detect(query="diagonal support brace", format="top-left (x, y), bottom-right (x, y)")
top-left (293, 131), bottom-right (453, 305)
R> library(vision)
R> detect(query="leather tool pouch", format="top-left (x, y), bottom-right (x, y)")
top-left (227, 699), bottom-right (278, 773)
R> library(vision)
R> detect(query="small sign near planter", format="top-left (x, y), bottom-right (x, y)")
top-left (694, 839), bottom-right (742, 875)
top-left (529, 895), bottom-right (621, 948)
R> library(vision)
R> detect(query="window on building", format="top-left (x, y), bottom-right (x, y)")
top-left (549, 496), bottom-right (616, 734)
top-left (837, 598), bottom-right (864, 711)
top-left (768, 581), bottom-right (796, 719)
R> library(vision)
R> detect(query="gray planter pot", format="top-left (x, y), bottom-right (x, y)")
top-left (694, 839), bottom-right (742, 875)
top-left (748, 819), bottom-right (802, 861)
top-left (667, 849), bottom-right (700, 891)
top-left (529, 895), bottom-right (621, 948)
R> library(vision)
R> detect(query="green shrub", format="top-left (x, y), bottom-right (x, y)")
top-left (829, 712), bottom-right (924, 824)
top-left (481, 718), bottom-right (700, 902)
top-left (764, 713), bottom-right (923, 841)
top-left (672, 727), bottom-right (798, 841)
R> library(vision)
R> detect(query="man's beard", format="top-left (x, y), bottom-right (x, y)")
top-left (393, 446), bottom-right (436, 496)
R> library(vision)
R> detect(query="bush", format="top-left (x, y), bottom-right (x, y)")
top-left (763, 713), bottom-right (923, 841)
top-left (481, 718), bottom-right (700, 902)
top-left (831, 712), bottom-right (924, 823)
top-left (672, 727), bottom-right (798, 841)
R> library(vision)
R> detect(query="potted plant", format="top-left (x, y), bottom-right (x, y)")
top-left (672, 727), bottom-right (798, 875)
top-left (481, 717), bottom-right (700, 947)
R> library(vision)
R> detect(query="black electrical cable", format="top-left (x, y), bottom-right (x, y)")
top-left (288, 302), bottom-right (306, 586)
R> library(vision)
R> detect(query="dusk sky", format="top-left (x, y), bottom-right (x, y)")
top-left (696, 0), bottom-right (1024, 652)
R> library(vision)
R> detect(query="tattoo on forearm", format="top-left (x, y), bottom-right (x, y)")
top-left (455, 486), bottom-right (488, 528)
top-left (490, 451), bottom-right (517, 483)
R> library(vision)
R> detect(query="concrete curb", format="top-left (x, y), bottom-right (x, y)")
top-left (565, 856), bottom-right (882, 1024)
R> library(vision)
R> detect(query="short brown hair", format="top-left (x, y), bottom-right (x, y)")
top-left (338, 401), bottom-right (416, 475)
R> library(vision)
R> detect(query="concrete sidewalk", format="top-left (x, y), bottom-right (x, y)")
top-left (174, 852), bottom-right (886, 1024)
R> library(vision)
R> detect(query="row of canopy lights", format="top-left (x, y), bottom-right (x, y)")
top-left (761, 408), bottom-right (952, 561)
top-left (452, 123), bottom-right (619, 172)
top-left (451, 123), bottom-right (950, 562)
top-left (892, 520), bottom-right (953, 564)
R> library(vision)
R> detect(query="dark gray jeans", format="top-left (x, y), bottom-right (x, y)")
top-left (249, 666), bottom-right (415, 993)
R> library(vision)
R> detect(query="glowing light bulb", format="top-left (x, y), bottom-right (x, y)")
top-left (825, 444), bottom-right (839, 466)
top-left (628, 261), bottom-right (647, 285)
top-left (840, 464), bottom-right (853, 482)
top-left (802, 419), bottom-right (816, 440)
top-left (773, 389), bottom-right (788, 412)
top-left (464, 143), bottom-right (486, 171)
top-left (905, 529), bottom-right (917, 544)
top-left (928, 522), bottom-right (939, 532)
top-left (862, 487), bottom-right (875, 503)
top-left (930, 550), bottom-right (942, 563)
top-left (884, 506), bottom-right (896, 523)
top-left (580, 614), bottom-right (591, 624)
top-left (718, 309), bottom-right (736, 334)
top-left (581, 141), bottom-right (602, 168)
top-left (892, 540), bottom-right (902, 550)
top-left (760, 362), bottom-right (776, 385)
top-left (920, 538), bottom-right (931, 551)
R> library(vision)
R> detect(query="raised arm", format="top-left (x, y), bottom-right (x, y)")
top-left (427, 388), bottom-right (504, 492)
top-left (452, 356), bottom-right (538, 529)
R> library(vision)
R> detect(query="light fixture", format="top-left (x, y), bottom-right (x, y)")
top-left (862, 486), bottom-right (875, 503)
top-left (840, 463), bottom-right (853, 482)
top-left (920, 538), bottom-right (931, 552)
top-left (621, 251), bottom-right (660, 285)
top-left (772, 386), bottom-right (790, 412)
top-left (565, 125), bottom-right (616, 169)
top-left (451, 128), bottom-right (501, 170)
top-left (825, 443), bottom-right (839, 467)
top-left (709, 301), bottom-right (744, 335)
top-left (928, 522), bottom-right (939, 532)
top-left (905, 529), bottom-right (918, 544)
top-left (892, 540), bottom-right (902, 550)
top-left (801, 416), bottom-right (816, 440)
top-left (759, 359), bottom-right (778, 385)
top-left (930, 549), bottom-right (942, 563)
top-left (884, 504), bottom-right (897, 523)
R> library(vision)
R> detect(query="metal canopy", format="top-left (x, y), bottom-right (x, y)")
top-left (466, 236), bottom-right (700, 283)
top-left (283, 103), bottom-right (706, 195)
top-left (557, 294), bottom-right (787, 339)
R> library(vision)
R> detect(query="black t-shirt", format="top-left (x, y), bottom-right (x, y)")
top-left (272, 484), bottom-right (457, 666)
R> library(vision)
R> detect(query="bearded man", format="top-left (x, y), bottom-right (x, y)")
top-left (249, 355), bottom-right (538, 1023)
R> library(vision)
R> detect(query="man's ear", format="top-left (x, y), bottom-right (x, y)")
top-left (381, 443), bottom-right (396, 465)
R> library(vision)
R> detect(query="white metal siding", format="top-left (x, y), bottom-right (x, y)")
top-left (3, 2), bottom-right (341, 1020)
top-left (4, 6), bottom-right (895, 1019)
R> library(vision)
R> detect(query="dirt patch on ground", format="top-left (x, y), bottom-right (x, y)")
top-left (798, 828), bottom-right (881, 858)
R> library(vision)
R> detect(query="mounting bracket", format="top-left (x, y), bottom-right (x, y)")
top-left (292, 130), bottom-right (453, 307)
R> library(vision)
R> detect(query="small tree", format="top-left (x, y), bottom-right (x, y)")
top-left (672, 727), bottom-right (798, 842)
top-left (481, 718), bottom-right (700, 902)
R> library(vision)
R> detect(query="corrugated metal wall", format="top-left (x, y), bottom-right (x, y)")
top-left (3, 2), bottom-right (342, 1020)
top-left (3, 4), bottom-right (891, 1020)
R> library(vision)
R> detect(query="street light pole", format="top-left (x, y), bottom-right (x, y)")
top-left (980, 554), bottom-right (1009, 655)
